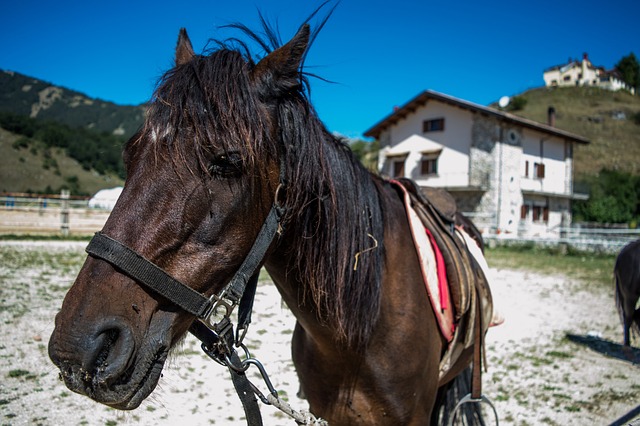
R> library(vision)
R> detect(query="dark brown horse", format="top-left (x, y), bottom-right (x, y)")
top-left (48, 16), bottom-right (493, 425)
top-left (615, 239), bottom-right (640, 347)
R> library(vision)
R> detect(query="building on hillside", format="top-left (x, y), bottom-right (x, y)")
top-left (364, 90), bottom-right (590, 238)
top-left (543, 53), bottom-right (635, 94)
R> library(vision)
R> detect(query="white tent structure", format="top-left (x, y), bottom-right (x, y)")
top-left (88, 187), bottom-right (123, 211)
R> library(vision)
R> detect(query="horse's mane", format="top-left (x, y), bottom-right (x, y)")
top-left (144, 9), bottom-right (384, 350)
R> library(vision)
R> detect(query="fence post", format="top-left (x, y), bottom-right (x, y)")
top-left (60, 190), bottom-right (70, 236)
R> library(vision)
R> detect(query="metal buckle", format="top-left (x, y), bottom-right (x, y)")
top-left (203, 292), bottom-right (235, 329)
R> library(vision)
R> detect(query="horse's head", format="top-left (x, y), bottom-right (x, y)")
top-left (48, 25), bottom-right (310, 410)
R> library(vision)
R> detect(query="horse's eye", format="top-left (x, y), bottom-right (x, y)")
top-left (208, 152), bottom-right (243, 178)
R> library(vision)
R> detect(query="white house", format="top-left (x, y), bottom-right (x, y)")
top-left (543, 53), bottom-right (635, 94)
top-left (364, 90), bottom-right (590, 238)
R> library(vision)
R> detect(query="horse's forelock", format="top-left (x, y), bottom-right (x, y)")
top-left (140, 22), bottom-right (384, 351)
top-left (143, 49), bottom-right (273, 176)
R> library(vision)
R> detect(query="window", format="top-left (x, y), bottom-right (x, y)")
top-left (534, 162), bottom-right (545, 178)
top-left (532, 206), bottom-right (541, 221)
top-left (532, 206), bottom-right (549, 222)
top-left (524, 160), bottom-right (529, 177)
top-left (565, 142), bottom-right (572, 160)
top-left (421, 157), bottom-right (438, 176)
top-left (423, 118), bottom-right (445, 133)
top-left (521, 203), bottom-right (549, 223)
top-left (392, 159), bottom-right (405, 178)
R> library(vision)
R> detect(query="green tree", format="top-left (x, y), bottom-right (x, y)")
top-left (615, 53), bottom-right (640, 93)
top-left (573, 169), bottom-right (639, 224)
top-left (0, 111), bottom-right (36, 137)
top-left (506, 95), bottom-right (527, 111)
top-left (347, 138), bottom-right (379, 172)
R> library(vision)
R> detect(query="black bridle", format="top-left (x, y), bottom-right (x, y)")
top-left (85, 181), bottom-right (286, 426)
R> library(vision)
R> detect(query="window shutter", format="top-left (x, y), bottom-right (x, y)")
top-left (537, 163), bottom-right (545, 178)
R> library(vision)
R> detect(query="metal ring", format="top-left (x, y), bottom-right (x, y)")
top-left (447, 393), bottom-right (499, 426)
top-left (274, 183), bottom-right (286, 208)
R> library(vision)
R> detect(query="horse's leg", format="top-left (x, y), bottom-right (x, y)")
top-left (291, 321), bottom-right (307, 399)
top-left (616, 274), bottom-right (632, 347)
top-left (622, 293), bottom-right (638, 347)
top-left (624, 321), bottom-right (631, 347)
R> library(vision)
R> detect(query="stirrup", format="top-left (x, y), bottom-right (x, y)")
top-left (447, 393), bottom-right (499, 426)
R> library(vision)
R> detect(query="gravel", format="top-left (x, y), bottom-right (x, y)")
top-left (1, 241), bottom-right (638, 425)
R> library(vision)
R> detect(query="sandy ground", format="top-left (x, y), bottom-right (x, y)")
top-left (1, 241), bottom-right (639, 425)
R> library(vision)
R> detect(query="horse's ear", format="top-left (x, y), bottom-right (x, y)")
top-left (252, 24), bottom-right (310, 97)
top-left (175, 28), bottom-right (195, 66)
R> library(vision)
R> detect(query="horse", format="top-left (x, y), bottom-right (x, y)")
top-left (48, 16), bottom-right (494, 425)
top-left (614, 239), bottom-right (640, 347)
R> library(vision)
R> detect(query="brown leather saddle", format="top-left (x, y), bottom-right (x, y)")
top-left (393, 178), bottom-right (493, 386)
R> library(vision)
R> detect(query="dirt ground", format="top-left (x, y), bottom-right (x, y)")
top-left (1, 241), bottom-right (639, 425)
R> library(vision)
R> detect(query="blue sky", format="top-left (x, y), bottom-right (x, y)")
top-left (1, 0), bottom-right (638, 139)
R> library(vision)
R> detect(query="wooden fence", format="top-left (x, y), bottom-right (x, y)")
top-left (0, 193), bottom-right (109, 236)
top-left (1, 194), bottom-right (638, 253)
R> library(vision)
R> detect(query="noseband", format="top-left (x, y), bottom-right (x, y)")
top-left (84, 177), bottom-right (288, 425)
top-left (86, 199), bottom-right (284, 330)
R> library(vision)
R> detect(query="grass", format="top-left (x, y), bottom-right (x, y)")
top-left (0, 244), bottom-right (84, 322)
top-left (484, 244), bottom-right (616, 288)
top-left (8, 369), bottom-right (33, 378)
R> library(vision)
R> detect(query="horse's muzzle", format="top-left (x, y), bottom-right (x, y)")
top-left (48, 315), bottom-right (169, 409)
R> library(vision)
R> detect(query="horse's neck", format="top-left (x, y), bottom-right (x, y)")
top-left (264, 230), bottom-right (328, 338)
top-left (264, 180), bottom-right (407, 344)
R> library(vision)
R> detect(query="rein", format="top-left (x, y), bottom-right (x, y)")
top-left (84, 169), bottom-right (326, 425)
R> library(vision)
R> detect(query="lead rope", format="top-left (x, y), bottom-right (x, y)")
top-left (189, 320), bottom-right (328, 425)
top-left (265, 394), bottom-right (328, 426)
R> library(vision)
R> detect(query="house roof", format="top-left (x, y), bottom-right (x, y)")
top-left (363, 89), bottom-right (590, 145)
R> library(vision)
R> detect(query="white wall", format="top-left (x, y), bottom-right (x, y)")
top-left (380, 102), bottom-right (473, 188)
top-left (520, 130), bottom-right (568, 195)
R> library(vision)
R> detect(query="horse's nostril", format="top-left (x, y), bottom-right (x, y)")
top-left (80, 321), bottom-right (134, 385)
top-left (94, 329), bottom-right (119, 371)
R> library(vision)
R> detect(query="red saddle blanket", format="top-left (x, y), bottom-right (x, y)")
top-left (394, 181), bottom-right (455, 341)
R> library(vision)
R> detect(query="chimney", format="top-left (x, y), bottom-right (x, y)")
top-left (548, 106), bottom-right (556, 127)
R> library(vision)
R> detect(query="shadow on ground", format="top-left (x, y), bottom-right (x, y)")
top-left (566, 333), bottom-right (640, 365)
top-left (566, 334), bottom-right (640, 426)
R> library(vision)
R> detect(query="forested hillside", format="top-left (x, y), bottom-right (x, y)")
top-left (0, 70), bottom-right (145, 137)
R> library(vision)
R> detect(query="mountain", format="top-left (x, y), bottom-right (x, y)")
top-left (0, 127), bottom-right (122, 195)
top-left (497, 86), bottom-right (640, 179)
top-left (0, 69), bottom-right (145, 138)
top-left (1, 70), bottom-right (639, 196)
top-left (0, 70), bottom-right (146, 195)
